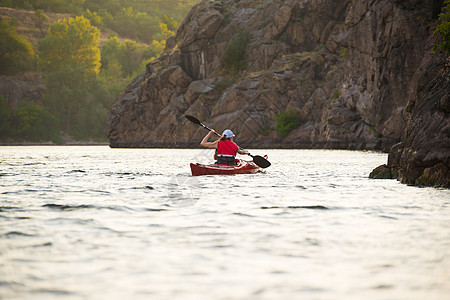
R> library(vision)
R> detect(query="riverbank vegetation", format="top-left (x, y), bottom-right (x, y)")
top-left (0, 0), bottom-right (200, 143)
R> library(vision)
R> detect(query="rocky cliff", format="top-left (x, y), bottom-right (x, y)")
top-left (370, 46), bottom-right (449, 187)
top-left (108, 0), bottom-right (440, 152)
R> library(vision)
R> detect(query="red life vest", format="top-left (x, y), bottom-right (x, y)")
top-left (217, 140), bottom-right (238, 156)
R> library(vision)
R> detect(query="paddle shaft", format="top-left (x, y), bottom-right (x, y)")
top-left (200, 123), bottom-right (222, 137)
top-left (184, 115), bottom-right (221, 137)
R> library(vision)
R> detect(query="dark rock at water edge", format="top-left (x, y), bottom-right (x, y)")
top-left (369, 164), bottom-right (398, 180)
top-left (371, 50), bottom-right (449, 188)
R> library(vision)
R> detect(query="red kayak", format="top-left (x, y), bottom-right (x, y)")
top-left (190, 159), bottom-right (262, 176)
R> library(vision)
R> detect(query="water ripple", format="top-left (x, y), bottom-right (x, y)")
top-left (42, 203), bottom-right (133, 212)
top-left (3, 231), bottom-right (35, 237)
top-left (260, 205), bottom-right (329, 210)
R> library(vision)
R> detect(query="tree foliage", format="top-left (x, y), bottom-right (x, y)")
top-left (15, 100), bottom-right (60, 142)
top-left (100, 35), bottom-right (165, 78)
top-left (1, 0), bottom-right (200, 43)
top-left (1, 0), bottom-right (200, 142)
top-left (107, 7), bottom-right (160, 43)
top-left (0, 19), bottom-right (34, 75)
top-left (1, 0), bottom-right (83, 13)
top-left (38, 16), bottom-right (102, 136)
top-left (83, 8), bottom-right (103, 29)
top-left (433, 0), bottom-right (450, 54)
top-left (163, 14), bottom-right (178, 31)
top-left (38, 16), bottom-right (101, 86)
top-left (0, 96), bottom-right (60, 143)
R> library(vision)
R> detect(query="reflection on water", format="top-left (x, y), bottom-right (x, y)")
top-left (0, 146), bottom-right (449, 299)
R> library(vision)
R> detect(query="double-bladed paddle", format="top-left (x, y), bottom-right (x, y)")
top-left (184, 114), bottom-right (271, 168)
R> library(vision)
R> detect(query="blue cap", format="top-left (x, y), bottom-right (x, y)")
top-left (222, 129), bottom-right (235, 138)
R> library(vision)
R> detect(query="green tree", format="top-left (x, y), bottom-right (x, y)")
top-left (100, 35), bottom-right (164, 78)
top-left (145, 39), bottom-right (166, 60)
top-left (38, 15), bottom-right (101, 134)
top-left (100, 34), bottom-right (122, 72)
top-left (15, 100), bottom-right (60, 142)
top-left (32, 0), bottom-right (84, 13)
top-left (0, 19), bottom-right (34, 75)
top-left (118, 40), bottom-right (144, 76)
top-left (38, 16), bottom-right (100, 86)
top-left (157, 22), bottom-right (175, 40)
top-left (433, 0), bottom-right (450, 54)
top-left (162, 14), bottom-right (178, 31)
top-left (83, 8), bottom-right (103, 29)
top-left (108, 7), bottom-right (160, 43)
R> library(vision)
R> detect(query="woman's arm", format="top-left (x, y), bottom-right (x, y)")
top-left (200, 130), bottom-right (218, 149)
top-left (237, 146), bottom-right (249, 155)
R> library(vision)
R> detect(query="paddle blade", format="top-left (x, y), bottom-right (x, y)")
top-left (251, 155), bottom-right (271, 168)
top-left (184, 115), bottom-right (201, 125)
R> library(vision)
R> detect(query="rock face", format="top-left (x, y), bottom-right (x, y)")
top-left (107, 0), bottom-right (438, 151)
top-left (375, 49), bottom-right (449, 187)
top-left (107, 3), bottom-right (441, 150)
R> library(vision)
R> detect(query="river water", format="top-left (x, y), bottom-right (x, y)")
top-left (0, 146), bottom-right (449, 299)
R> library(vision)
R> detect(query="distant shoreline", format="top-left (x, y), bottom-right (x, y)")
top-left (0, 142), bottom-right (109, 146)
top-left (108, 140), bottom-right (392, 152)
top-left (0, 142), bottom-right (388, 152)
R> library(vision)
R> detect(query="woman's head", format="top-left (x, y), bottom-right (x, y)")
top-left (214, 129), bottom-right (235, 144)
top-left (222, 129), bottom-right (235, 139)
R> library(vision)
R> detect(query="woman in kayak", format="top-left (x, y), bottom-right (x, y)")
top-left (200, 129), bottom-right (249, 165)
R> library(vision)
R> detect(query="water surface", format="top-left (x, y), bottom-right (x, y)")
top-left (1, 146), bottom-right (449, 299)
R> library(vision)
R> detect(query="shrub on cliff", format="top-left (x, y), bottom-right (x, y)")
top-left (433, 0), bottom-right (450, 54)
top-left (275, 110), bottom-right (301, 138)
top-left (223, 30), bottom-right (250, 74)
